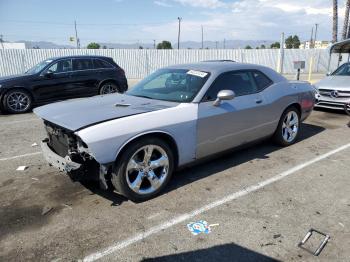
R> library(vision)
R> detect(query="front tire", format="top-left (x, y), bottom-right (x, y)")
top-left (99, 82), bottom-right (119, 95)
top-left (3, 89), bottom-right (32, 114)
top-left (111, 137), bottom-right (175, 202)
top-left (273, 106), bottom-right (300, 146)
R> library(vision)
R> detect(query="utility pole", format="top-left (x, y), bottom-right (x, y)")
top-left (278, 32), bottom-right (285, 74)
top-left (314, 23), bottom-right (319, 47)
top-left (201, 25), bottom-right (204, 49)
top-left (0, 35), bottom-right (4, 49)
top-left (74, 20), bottom-right (80, 49)
top-left (224, 38), bottom-right (226, 49)
top-left (153, 40), bottom-right (156, 49)
top-left (309, 26), bottom-right (314, 49)
top-left (215, 41), bottom-right (218, 49)
top-left (177, 17), bottom-right (182, 49)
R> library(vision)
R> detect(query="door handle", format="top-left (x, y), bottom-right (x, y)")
top-left (255, 99), bottom-right (263, 104)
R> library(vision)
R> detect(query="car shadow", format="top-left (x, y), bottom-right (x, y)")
top-left (163, 123), bottom-right (324, 196)
top-left (78, 123), bottom-right (325, 205)
top-left (141, 243), bottom-right (280, 262)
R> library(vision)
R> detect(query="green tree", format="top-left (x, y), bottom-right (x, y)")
top-left (102, 45), bottom-right (107, 49)
top-left (87, 42), bottom-right (100, 49)
top-left (260, 44), bottom-right (266, 49)
top-left (285, 35), bottom-right (300, 49)
top-left (270, 42), bottom-right (280, 49)
top-left (245, 45), bottom-right (252, 49)
top-left (156, 40), bottom-right (172, 49)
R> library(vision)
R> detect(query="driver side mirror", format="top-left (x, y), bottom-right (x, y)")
top-left (44, 71), bottom-right (54, 78)
top-left (213, 90), bottom-right (235, 106)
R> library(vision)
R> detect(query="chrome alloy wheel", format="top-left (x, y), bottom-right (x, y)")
top-left (282, 111), bottom-right (299, 143)
top-left (100, 84), bottom-right (118, 94)
top-left (6, 91), bottom-right (30, 112)
top-left (126, 145), bottom-right (169, 195)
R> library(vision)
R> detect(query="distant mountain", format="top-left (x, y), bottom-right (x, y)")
top-left (179, 40), bottom-right (275, 49)
top-left (18, 40), bottom-right (74, 49)
top-left (10, 40), bottom-right (276, 49)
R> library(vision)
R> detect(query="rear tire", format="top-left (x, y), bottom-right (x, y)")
top-left (111, 137), bottom-right (174, 202)
top-left (2, 89), bottom-right (32, 114)
top-left (273, 106), bottom-right (301, 146)
top-left (99, 82), bottom-right (120, 95)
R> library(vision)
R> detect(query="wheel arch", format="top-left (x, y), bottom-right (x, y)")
top-left (115, 131), bottom-right (179, 169)
top-left (284, 102), bottom-right (301, 116)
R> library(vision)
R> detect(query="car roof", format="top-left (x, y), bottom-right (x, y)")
top-left (46, 55), bottom-right (112, 60)
top-left (165, 61), bottom-right (286, 82)
top-left (166, 61), bottom-right (266, 73)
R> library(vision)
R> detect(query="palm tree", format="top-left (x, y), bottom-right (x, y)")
top-left (343, 0), bottom-right (350, 39)
top-left (333, 0), bottom-right (338, 43)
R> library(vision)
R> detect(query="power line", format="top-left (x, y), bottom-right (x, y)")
top-left (0, 19), bottom-right (174, 27)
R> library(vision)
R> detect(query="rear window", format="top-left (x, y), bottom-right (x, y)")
top-left (252, 71), bottom-right (273, 91)
top-left (93, 59), bottom-right (114, 69)
top-left (73, 59), bottom-right (93, 71)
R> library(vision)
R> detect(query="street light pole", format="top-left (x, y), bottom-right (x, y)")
top-left (177, 17), bottom-right (182, 49)
top-left (201, 25), bottom-right (203, 49)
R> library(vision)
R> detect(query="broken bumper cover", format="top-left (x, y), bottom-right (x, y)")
top-left (40, 141), bottom-right (81, 172)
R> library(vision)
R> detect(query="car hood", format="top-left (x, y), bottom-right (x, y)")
top-left (315, 76), bottom-right (350, 91)
top-left (0, 73), bottom-right (33, 83)
top-left (34, 94), bottom-right (179, 131)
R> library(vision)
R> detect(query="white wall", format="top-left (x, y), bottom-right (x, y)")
top-left (0, 48), bottom-right (336, 78)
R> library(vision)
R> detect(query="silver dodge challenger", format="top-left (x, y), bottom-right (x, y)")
top-left (34, 62), bottom-right (315, 201)
top-left (315, 62), bottom-right (350, 111)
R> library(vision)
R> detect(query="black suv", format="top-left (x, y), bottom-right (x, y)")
top-left (0, 55), bottom-right (128, 113)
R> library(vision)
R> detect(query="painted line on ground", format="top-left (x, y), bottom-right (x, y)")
top-left (83, 142), bottom-right (350, 262)
top-left (0, 152), bottom-right (42, 161)
top-left (0, 118), bottom-right (40, 125)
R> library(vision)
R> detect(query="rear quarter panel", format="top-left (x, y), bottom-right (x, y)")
top-left (255, 80), bottom-right (314, 135)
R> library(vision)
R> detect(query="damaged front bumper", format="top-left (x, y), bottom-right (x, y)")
top-left (40, 140), bottom-right (81, 172)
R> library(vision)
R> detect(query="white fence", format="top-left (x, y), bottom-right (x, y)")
top-left (0, 49), bottom-right (339, 78)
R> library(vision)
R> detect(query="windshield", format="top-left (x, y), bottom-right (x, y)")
top-left (126, 69), bottom-right (210, 103)
top-left (26, 59), bottom-right (53, 74)
top-left (332, 63), bottom-right (350, 76)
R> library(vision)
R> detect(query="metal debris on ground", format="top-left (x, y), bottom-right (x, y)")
top-left (31, 177), bottom-right (39, 181)
top-left (16, 166), bottom-right (28, 171)
top-left (298, 228), bottom-right (330, 256)
top-left (41, 206), bottom-right (53, 216)
top-left (31, 142), bottom-right (38, 147)
top-left (187, 220), bottom-right (219, 235)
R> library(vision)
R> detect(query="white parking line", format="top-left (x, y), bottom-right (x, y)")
top-left (83, 142), bottom-right (350, 262)
top-left (0, 152), bottom-right (42, 161)
top-left (0, 118), bottom-right (40, 125)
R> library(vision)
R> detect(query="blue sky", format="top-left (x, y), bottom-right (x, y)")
top-left (0, 0), bottom-right (345, 46)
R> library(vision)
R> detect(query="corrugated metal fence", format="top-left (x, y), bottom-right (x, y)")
top-left (0, 49), bottom-right (339, 78)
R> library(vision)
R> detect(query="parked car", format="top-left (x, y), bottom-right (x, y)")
top-left (314, 62), bottom-right (350, 110)
top-left (0, 55), bottom-right (127, 113)
top-left (34, 62), bottom-right (315, 201)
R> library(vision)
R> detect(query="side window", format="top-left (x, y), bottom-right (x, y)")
top-left (203, 71), bottom-right (257, 101)
top-left (93, 59), bottom-right (113, 69)
top-left (73, 59), bottom-right (93, 71)
top-left (46, 59), bottom-right (72, 73)
top-left (252, 71), bottom-right (273, 91)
